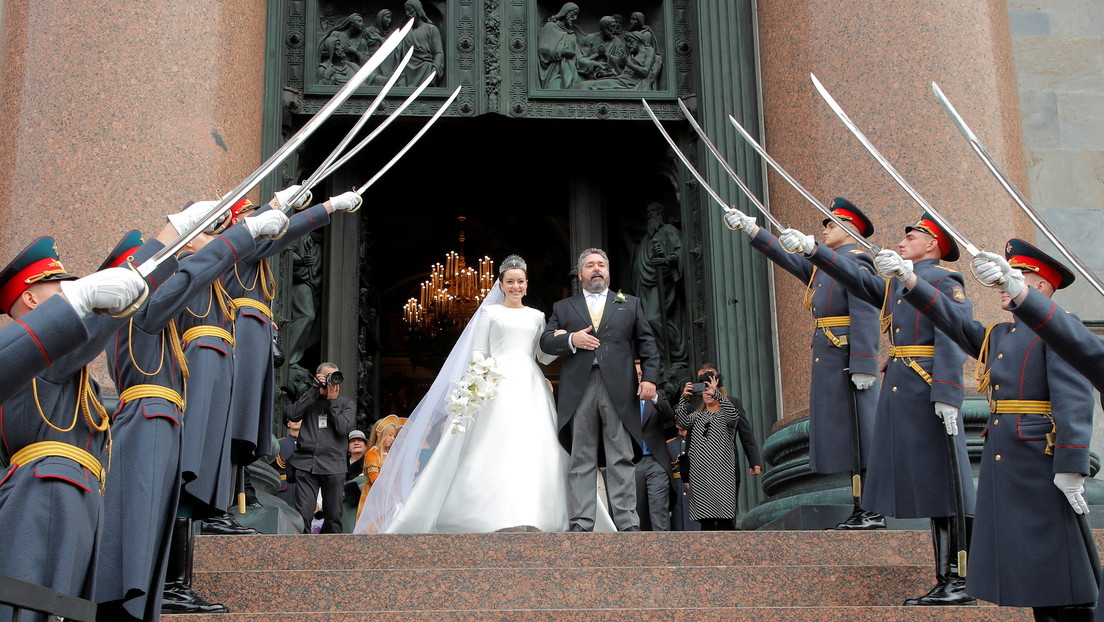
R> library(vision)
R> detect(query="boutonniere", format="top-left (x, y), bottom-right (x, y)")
top-left (614, 290), bottom-right (627, 304)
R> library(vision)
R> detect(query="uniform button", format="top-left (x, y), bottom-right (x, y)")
top-left (894, 328), bottom-right (900, 333)
top-left (994, 384), bottom-right (1000, 391)
top-left (997, 353), bottom-right (1003, 359)
top-left (814, 357), bottom-right (820, 362)
top-left (1011, 327), bottom-right (1016, 333)
top-left (993, 419), bottom-right (999, 425)
top-left (897, 299), bottom-right (902, 305)
top-left (892, 386), bottom-right (898, 392)
top-left (995, 454), bottom-right (1002, 461)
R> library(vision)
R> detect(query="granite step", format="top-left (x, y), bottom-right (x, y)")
top-left (158, 530), bottom-right (1058, 620)
top-left (164, 607), bottom-right (1032, 621)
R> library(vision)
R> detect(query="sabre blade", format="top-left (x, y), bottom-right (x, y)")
top-left (809, 73), bottom-right (979, 257)
top-left (932, 81), bottom-right (1104, 298)
top-left (137, 19), bottom-right (415, 277)
top-left (641, 99), bottom-right (734, 214)
top-left (284, 46), bottom-right (416, 210)
top-left (675, 98), bottom-right (784, 231)
top-left (355, 85), bottom-right (462, 194)
top-left (726, 113), bottom-right (878, 254)
top-left (317, 70), bottom-right (438, 183)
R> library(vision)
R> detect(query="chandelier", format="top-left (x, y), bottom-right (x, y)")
top-left (402, 217), bottom-right (494, 337)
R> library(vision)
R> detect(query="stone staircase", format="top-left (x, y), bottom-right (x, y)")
top-left (159, 529), bottom-right (1048, 620)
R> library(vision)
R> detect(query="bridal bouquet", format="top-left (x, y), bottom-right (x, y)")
top-left (446, 355), bottom-right (504, 434)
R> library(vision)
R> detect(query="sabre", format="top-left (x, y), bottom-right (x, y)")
top-left (315, 70), bottom-right (439, 186)
top-left (355, 85), bottom-right (462, 195)
top-left (135, 18), bottom-right (414, 278)
top-left (726, 114), bottom-right (879, 255)
top-left (809, 74), bottom-right (981, 259)
top-left (674, 99), bottom-right (784, 231)
top-left (931, 81), bottom-right (1104, 299)
top-left (280, 46), bottom-right (416, 213)
top-left (641, 100), bottom-right (740, 216)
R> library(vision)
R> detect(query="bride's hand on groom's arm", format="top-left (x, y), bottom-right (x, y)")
top-left (553, 329), bottom-right (567, 336)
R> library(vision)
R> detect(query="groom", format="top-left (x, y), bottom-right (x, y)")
top-left (541, 248), bottom-right (661, 531)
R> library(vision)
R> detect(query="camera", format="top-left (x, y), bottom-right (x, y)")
top-left (691, 382), bottom-right (706, 393)
top-left (312, 370), bottom-right (344, 388)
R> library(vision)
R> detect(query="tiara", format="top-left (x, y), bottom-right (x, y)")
top-left (499, 254), bottom-right (527, 274)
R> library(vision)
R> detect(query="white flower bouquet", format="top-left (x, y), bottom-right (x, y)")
top-left (446, 355), bottom-right (504, 434)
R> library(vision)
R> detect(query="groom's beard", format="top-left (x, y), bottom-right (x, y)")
top-left (583, 273), bottom-right (608, 293)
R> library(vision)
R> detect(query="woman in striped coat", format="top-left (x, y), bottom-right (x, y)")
top-left (674, 366), bottom-right (762, 530)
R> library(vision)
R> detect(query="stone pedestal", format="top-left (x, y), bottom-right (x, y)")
top-left (0, 1), bottom-right (268, 276)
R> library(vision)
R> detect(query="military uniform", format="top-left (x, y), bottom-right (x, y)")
top-left (0, 295), bottom-right (88, 404)
top-left (804, 213), bottom-right (976, 605)
top-left (903, 263), bottom-right (1096, 609)
top-left (177, 247), bottom-right (239, 513)
top-left (0, 237), bottom-right (173, 617)
top-left (273, 432), bottom-right (298, 505)
top-left (224, 203), bottom-right (331, 465)
top-left (749, 219), bottom-right (880, 476)
top-left (666, 434), bottom-right (699, 531)
top-left (807, 243), bottom-right (975, 519)
top-left (94, 226), bottom-right (256, 620)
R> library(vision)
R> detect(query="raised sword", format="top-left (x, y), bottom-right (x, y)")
top-left (674, 99), bottom-right (784, 231)
top-left (931, 81), bottom-right (1104, 299)
top-left (354, 85), bottom-right (462, 195)
top-left (726, 114), bottom-right (879, 255)
top-left (135, 18), bottom-right (415, 277)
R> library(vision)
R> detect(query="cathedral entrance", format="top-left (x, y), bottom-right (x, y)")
top-left (280, 112), bottom-right (697, 425)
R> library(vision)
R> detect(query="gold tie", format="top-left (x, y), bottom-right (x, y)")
top-left (589, 295), bottom-right (604, 330)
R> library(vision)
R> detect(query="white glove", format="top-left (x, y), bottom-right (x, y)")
top-left (972, 251), bottom-right (1024, 297)
top-left (328, 191), bottom-right (363, 212)
top-left (934, 402), bottom-right (959, 436)
top-left (722, 209), bottom-right (757, 234)
top-left (1054, 472), bottom-right (1089, 515)
top-left (60, 267), bottom-right (147, 316)
top-left (851, 373), bottom-right (876, 390)
top-left (167, 200), bottom-right (222, 235)
top-left (243, 210), bottom-right (290, 238)
top-left (274, 185), bottom-right (312, 211)
top-left (874, 249), bottom-right (913, 281)
top-left (779, 228), bottom-right (815, 256)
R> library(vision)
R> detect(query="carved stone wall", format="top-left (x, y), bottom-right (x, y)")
top-left (273, 0), bottom-right (695, 120)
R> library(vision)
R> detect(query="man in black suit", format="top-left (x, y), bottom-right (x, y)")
top-left (634, 362), bottom-right (676, 530)
top-left (540, 248), bottom-right (661, 532)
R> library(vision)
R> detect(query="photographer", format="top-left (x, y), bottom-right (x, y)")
top-left (674, 365), bottom-right (762, 530)
top-left (286, 362), bottom-right (356, 533)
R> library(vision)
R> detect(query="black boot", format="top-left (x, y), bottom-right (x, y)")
top-left (904, 517), bottom-right (975, 606)
top-left (161, 517), bottom-right (230, 614)
top-left (200, 510), bottom-right (258, 535)
top-left (833, 500), bottom-right (887, 530)
top-left (1032, 603), bottom-right (1096, 622)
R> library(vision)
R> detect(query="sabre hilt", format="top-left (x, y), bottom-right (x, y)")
top-left (103, 262), bottom-right (150, 319)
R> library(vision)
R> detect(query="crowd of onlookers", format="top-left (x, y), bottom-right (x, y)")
top-left (273, 362), bottom-right (763, 533)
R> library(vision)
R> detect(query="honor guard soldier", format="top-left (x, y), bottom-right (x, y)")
top-left (0, 235), bottom-right (167, 620)
top-left (223, 189), bottom-right (362, 506)
top-left (0, 261), bottom-right (149, 404)
top-left (779, 213), bottom-right (976, 606)
top-left (973, 249), bottom-right (1104, 622)
top-left (175, 198), bottom-right (261, 538)
top-left (876, 239), bottom-right (1096, 620)
top-left (725, 198), bottom-right (884, 529)
top-left (94, 208), bottom-right (288, 619)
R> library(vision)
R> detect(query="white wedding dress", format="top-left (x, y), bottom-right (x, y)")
top-left (355, 295), bottom-right (614, 534)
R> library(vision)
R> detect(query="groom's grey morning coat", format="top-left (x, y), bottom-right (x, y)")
top-left (540, 290), bottom-right (660, 453)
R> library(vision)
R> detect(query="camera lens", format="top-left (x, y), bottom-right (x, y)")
top-left (327, 371), bottom-right (344, 386)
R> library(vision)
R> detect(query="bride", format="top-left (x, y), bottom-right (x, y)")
top-left (355, 255), bottom-right (613, 533)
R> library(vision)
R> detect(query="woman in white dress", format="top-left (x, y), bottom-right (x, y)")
top-left (355, 255), bottom-right (612, 533)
